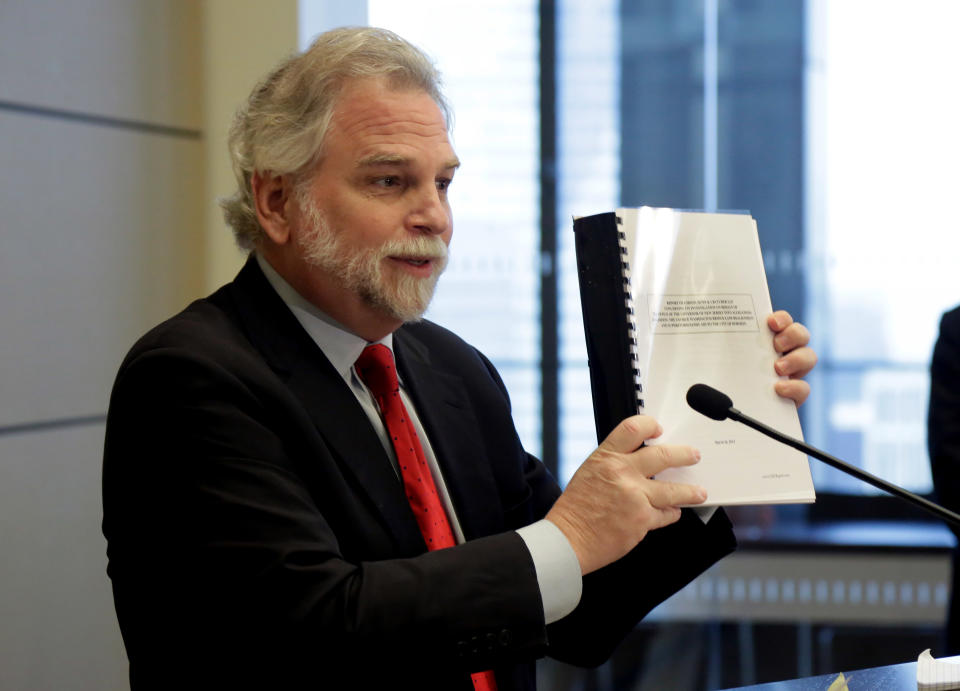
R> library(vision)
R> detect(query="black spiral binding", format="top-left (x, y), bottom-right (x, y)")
top-left (573, 211), bottom-right (643, 441)
top-left (616, 217), bottom-right (645, 412)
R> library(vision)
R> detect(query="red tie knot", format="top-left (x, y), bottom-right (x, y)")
top-left (355, 344), bottom-right (399, 397)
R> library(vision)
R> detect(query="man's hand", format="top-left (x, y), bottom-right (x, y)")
top-left (768, 310), bottom-right (817, 407)
top-left (545, 416), bottom-right (706, 575)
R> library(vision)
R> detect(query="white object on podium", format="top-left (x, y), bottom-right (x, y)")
top-left (918, 649), bottom-right (960, 690)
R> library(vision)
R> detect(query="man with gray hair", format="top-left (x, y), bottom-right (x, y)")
top-left (102, 27), bottom-right (817, 690)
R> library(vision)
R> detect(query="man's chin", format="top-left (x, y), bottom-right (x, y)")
top-left (366, 301), bottom-right (428, 325)
top-left (350, 261), bottom-right (443, 323)
top-left (362, 287), bottom-right (436, 324)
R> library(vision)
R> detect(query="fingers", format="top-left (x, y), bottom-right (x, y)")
top-left (645, 473), bottom-right (708, 508)
top-left (598, 415), bottom-right (702, 478)
top-left (766, 310), bottom-right (794, 334)
top-left (598, 414), bottom-right (662, 454)
top-left (597, 415), bottom-right (703, 483)
top-left (775, 345), bottom-right (817, 379)
top-left (629, 439), bottom-right (702, 479)
top-left (547, 419), bottom-right (708, 575)
top-left (774, 378), bottom-right (811, 407)
top-left (767, 310), bottom-right (818, 408)
top-left (772, 321), bottom-right (811, 355)
top-left (768, 311), bottom-right (809, 351)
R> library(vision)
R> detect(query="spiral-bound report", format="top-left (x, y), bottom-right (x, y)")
top-left (573, 207), bottom-right (815, 506)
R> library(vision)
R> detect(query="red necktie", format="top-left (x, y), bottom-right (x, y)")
top-left (355, 344), bottom-right (497, 691)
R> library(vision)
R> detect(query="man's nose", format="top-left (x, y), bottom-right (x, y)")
top-left (407, 186), bottom-right (450, 236)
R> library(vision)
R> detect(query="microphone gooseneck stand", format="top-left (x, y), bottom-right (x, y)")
top-left (686, 383), bottom-right (960, 530)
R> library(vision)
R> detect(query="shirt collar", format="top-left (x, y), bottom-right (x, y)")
top-left (255, 253), bottom-right (394, 382)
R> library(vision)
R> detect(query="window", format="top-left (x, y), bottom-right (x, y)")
top-left (557, 0), bottom-right (621, 483)
top-left (558, 0), bottom-right (806, 484)
top-left (804, 0), bottom-right (960, 496)
top-left (557, 0), bottom-right (960, 504)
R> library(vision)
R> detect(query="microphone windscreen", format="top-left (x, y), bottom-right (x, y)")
top-left (686, 384), bottom-right (733, 421)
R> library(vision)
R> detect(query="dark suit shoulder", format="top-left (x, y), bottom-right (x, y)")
top-left (929, 305), bottom-right (960, 534)
top-left (939, 306), bottom-right (960, 341)
top-left (944, 305), bottom-right (960, 324)
top-left (115, 267), bottom-right (306, 391)
top-left (397, 320), bottom-right (506, 388)
top-left (399, 319), bottom-right (480, 357)
top-left (933, 306), bottom-right (960, 377)
top-left (122, 288), bottom-right (238, 357)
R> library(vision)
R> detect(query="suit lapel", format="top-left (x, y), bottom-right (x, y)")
top-left (224, 259), bottom-right (425, 552)
top-left (394, 328), bottom-right (504, 540)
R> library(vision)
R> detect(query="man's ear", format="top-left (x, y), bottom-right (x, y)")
top-left (251, 172), bottom-right (294, 245)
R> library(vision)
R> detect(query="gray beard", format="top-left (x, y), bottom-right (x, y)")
top-left (296, 196), bottom-right (448, 323)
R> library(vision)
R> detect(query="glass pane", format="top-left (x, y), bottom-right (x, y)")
top-left (804, 0), bottom-right (960, 495)
top-left (557, 0), bottom-right (621, 483)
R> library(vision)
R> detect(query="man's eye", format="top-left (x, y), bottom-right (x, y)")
top-left (436, 178), bottom-right (452, 192)
top-left (376, 176), bottom-right (399, 188)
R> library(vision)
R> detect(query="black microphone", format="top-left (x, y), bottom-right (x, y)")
top-left (686, 383), bottom-right (736, 421)
top-left (686, 383), bottom-right (960, 529)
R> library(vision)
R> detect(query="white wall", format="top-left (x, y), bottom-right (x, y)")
top-left (0, 1), bottom-right (296, 687)
top-left (202, 0), bottom-right (298, 292)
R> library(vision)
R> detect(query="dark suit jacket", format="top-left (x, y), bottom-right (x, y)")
top-left (930, 306), bottom-right (960, 652)
top-left (102, 257), bottom-right (736, 690)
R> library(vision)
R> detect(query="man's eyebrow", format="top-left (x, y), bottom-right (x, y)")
top-left (356, 153), bottom-right (461, 170)
top-left (356, 153), bottom-right (408, 168)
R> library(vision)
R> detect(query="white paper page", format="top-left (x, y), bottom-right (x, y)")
top-left (620, 207), bottom-right (815, 506)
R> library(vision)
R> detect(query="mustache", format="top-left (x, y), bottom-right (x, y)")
top-left (377, 235), bottom-right (449, 261)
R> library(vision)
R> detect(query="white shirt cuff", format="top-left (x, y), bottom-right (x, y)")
top-left (515, 519), bottom-right (582, 624)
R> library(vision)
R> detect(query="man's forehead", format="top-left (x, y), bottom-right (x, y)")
top-left (318, 79), bottom-right (458, 167)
